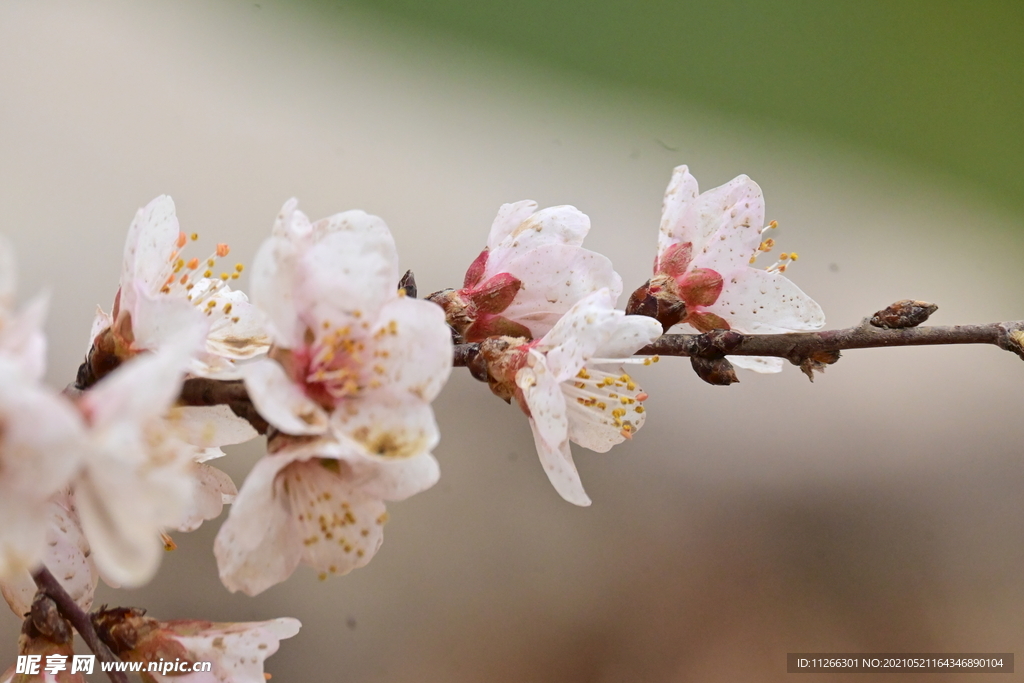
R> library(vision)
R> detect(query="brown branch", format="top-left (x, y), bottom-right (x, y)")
top-left (32, 566), bottom-right (128, 683)
top-left (452, 304), bottom-right (1024, 384)
top-left (639, 321), bottom-right (1024, 361)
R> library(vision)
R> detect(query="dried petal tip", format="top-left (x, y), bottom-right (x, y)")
top-left (797, 349), bottom-right (841, 382)
top-left (870, 300), bottom-right (937, 329)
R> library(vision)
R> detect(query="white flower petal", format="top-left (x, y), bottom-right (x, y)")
top-left (0, 360), bottom-right (83, 497)
top-left (167, 405), bottom-right (259, 448)
top-left (534, 289), bottom-right (620, 382)
top-left (486, 200), bottom-right (539, 249)
top-left (0, 495), bottom-right (48, 584)
top-left (1, 496), bottom-right (97, 617)
top-left (129, 284), bottom-right (210, 354)
top-left (487, 205), bottom-right (591, 274)
top-left (215, 453), bottom-right (304, 596)
top-left (658, 164), bottom-right (700, 254)
top-left (516, 358), bottom-right (568, 449)
top-left (311, 209), bottom-right (398, 251)
top-left (594, 315), bottom-right (663, 359)
top-left (564, 367), bottom-right (648, 453)
top-left (706, 267), bottom-right (826, 333)
top-left (251, 233), bottom-right (304, 348)
top-left (197, 285), bottom-right (271, 361)
top-left (727, 355), bottom-right (785, 373)
top-left (120, 196), bottom-right (178, 303)
top-left (344, 451), bottom-right (440, 502)
top-left (284, 459), bottom-right (387, 578)
top-left (83, 331), bottom-right (199, 430)
top-left (176, 463), bottom-right (236, 533)
top-left (369, 296), bottom-right (452, 403)
top-left (0, 234), bottom-right (16, 309)
top-left (272, 198), bottom-right (310, 238)
top-left (0, 291), bottom-right (49, 381)
top-left (528, 419), bottom-right (590, 507)
top-left (75, 451), bottom-right (192, 588)
top-left (298, 221), bottom-right (399, 328)
top-left (240, 359), bottom-right (329, 436)
top-left (160, 618), bottom-right (301, 683)
top-left (332, 397), bottom-right (440, 461)
top-left (500, 244), bottom-right (623, 337)
top-left (682, 174), bottom-right (764, 263)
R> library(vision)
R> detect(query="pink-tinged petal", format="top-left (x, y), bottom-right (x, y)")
top-left (176, 463), bottom-right (236, 532)
top-left (593, 315), bottom-right (663, 359)
top-left (686, 175), bottom-right (765, 272)
top-left (466, 272), bottom-right (521, 315)
top-left (705, 268), bottom-right (826, 333)
top-left (516, 357), bottom-right (568, 449)
top-left (240, 359), bottom-right (329, 436)
top-left (83, 330), bottom-right (200, 430)
top-left (655, 241), bottom-right (693, 278)
top-left (369, 296), bottom-right (453, 403)
top-left (463, 248), bottom-right (489, 288)
top-left (120, 196), bottom-right (179, 300)
top-left (215, 453), bottom-right (304, 596)
top-left (283, 459), bottom-right (387, 579)
top-left (298, 225), bottom-right (399, 328)
top-left (250, 233), bottom-right (303, 348)
top-left (500, 244), bottom-right (623, 337)
top-left (528, 419), bottom-right (590, 507)
top-left (129, 283), bottom-right (210, 354)
top-left (728, 355), bottom-right (785, 373)
top-left (534, 289), bottom-right (620, 382)
top-left (344, 451), bottom-right (440, 502)
top-left (487, 205), bottom-right (591, 274)
top-left (167, 405), bottom-right (259, 448)
top-left (485, 200), bottom-right (538, 249)
top-left (332, 397), bottom-right (440, 461)
top-left (2, 496), bottom-right (97, 616)
top-left (678, 267), bottom-right (724, 307)
top-left (657, 165), bottom-right (700, 255)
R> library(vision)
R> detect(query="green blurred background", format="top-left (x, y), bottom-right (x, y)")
top-left (340, 0), bottom-right (1024, 210)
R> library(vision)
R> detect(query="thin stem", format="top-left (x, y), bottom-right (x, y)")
top-left (32, 566), bottom-right (128, 683)
top-left (639, 320), bottom-right (1024, 360)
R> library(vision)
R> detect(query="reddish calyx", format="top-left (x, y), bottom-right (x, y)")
top-left (626, 242), bottom-right (729, 333)
top-left (430, 248), bottom-right (531, 342)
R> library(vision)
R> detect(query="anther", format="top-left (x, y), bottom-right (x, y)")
top-left (176, 232), bottom-right (187, 248)
top-left (190, 232), bottom-right (199, 241)
top-left (216, 243), bottom-right (230, 257)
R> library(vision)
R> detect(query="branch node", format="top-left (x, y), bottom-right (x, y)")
top-left (689, 356), bottom-right (739, 385)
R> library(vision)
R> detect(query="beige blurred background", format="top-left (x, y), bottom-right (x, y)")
top-left (2, 2), bottom-right (1023, 681)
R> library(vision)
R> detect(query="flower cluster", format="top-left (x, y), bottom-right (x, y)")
top-left (0, 164), bottom-right (824, 680)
